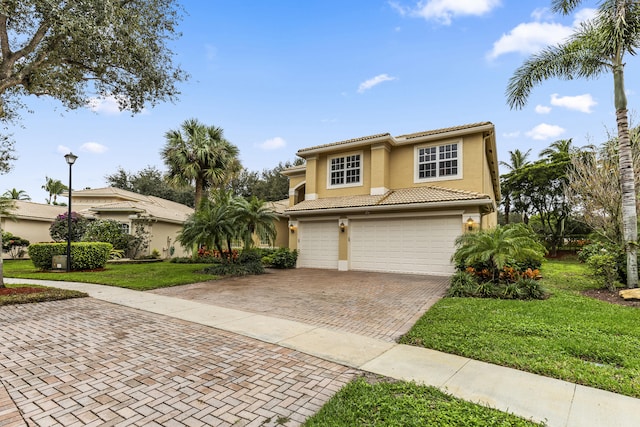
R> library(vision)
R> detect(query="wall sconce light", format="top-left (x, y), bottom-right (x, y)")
top-left (466, 217), bottom-right (475, 231)
top-left (339, 222), bottom-right (346, 233)
top-left (290, 224), bottom-right (296, 233)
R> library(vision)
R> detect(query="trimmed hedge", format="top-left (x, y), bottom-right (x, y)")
top-left (28, 242), bottom-right (113, 271)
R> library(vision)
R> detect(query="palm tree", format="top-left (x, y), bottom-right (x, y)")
top-left (500, 149), bottom-right (531, 224)
top-left (233, 196), bottom-right (278, 249)
top-left (177, 195), bottom-right (235, 261)
top-left (0, 196), bottom-right (15, 288)
top-left (42, 176), bottom-right (67, 205)
top-left (162, 118), bottom-right (241, 209)
top-left (506, 0), bottom-right (640, 288)
top-left (452, 224), bottom-right (546, 283)
top-left (539, 139), bottom-right (573, 162)
top-left (3, 188), bottom-right (30, 200)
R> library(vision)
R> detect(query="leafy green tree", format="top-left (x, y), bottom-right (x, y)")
top-left (82, 219), bottom-right (130, 250)
top-left (42, 176), bottom-right (67, 205)
top-left (0, 0), bottom-right (186, 122)
top-left (2, 231), bottom-right (29, 259)
top-left (0, 134), bottom-right (16, 174)
top-left (566, 128), bottom-right (640, 245)
top-left (501, 150), bottom-right (572, 255)
top-left (499, 149), bottom-right (531, 224)
top-left (3, 188), bottom-right (30, 200)
top-left (162, 119), bottom-right (241, 208)
top-left (0, 196), bottom-right (15, 287)
top-left (49, 212), bottom-right (88, 242)
top-left (105, 166), bottom-right (195, 207)
top-left (452, 224), bottom-right (546, 283)
top-left (507, 0), bottom-right (640, 287)
top-left (233, 196), bottom-right (277, 249)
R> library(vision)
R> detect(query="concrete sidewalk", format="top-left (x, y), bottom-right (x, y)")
top-left (7, 278), bottom-right (640, 427)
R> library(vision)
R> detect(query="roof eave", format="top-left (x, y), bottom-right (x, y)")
top-left (286, 198), bottom-right (494, 216)
top-left (296, 134), bottom-right (395, 157)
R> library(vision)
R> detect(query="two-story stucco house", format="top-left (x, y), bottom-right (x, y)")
top-left (282, 122), bottom-right (500, 276)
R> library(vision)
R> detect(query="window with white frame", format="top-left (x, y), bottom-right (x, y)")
top-left (329, 153), bottom-right (361, 187)
top-left (416, 142), bottom-right (461, 181)
top-left (121, 223), bottom-right (130, 234)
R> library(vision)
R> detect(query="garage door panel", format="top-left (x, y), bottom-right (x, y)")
top-left (297, 221), bottom-right (339, 269)
top-left (350, 216), bottom-right (459, 275)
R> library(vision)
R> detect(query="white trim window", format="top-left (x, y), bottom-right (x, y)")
top-left (121, 223), bottom-right (130, 234)
top-left (415, 141), bottom-right (462, 182)
top-left (328, 152), bottom-right (362, 188)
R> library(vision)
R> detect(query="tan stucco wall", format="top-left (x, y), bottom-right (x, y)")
top-left (273, 217), bottom-right (289, 248)
top-left (146, 221), bottom-right (188, 258)
top-left (315, 149), bottom-right (372, 198)
top-left (3, 218), bottom-right (53, 246)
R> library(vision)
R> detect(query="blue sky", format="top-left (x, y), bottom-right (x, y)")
top-left (3, 0), bottom-right (637, 203)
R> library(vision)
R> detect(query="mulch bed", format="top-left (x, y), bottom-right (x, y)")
top-left (0, 287), bottom-right (45, 296)
top-left (583, 288), bottom-right (640, 308)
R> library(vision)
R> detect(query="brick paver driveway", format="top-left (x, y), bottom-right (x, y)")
top-left (151, 269), bottom-right (449, 342)
top-left (0, 299), bottom-right (358, 427)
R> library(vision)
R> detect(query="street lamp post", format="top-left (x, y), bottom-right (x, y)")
top-left (64, 152), bottom-right (78, 272)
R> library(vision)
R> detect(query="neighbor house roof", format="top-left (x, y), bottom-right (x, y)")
top-left (8, 201), bottom-right (67, 222)
top-left (62, 187), bottom-right (194, 224)
top-left (267, 199), bottom-right (290, 215)
top-left (285, 186), bottom-right (493, 214)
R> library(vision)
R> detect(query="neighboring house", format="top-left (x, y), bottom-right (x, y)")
top-left (2, 187), bottom-right (194, 259)
top-left (266, 199), bottom-right (290, 248)
top-left (282, 122), bottom-right (500, 276)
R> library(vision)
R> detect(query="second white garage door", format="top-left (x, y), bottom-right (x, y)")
top-left (297, 221), bottom-right (339, 269)
top-left (350, 216), bottom-right (461, 275)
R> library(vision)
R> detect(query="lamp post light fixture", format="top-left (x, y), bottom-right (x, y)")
top-left (64, 152), bottom-right (78, 272)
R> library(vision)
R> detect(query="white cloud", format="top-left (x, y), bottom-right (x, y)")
top-left (258, 137), bottom-right (286, 150)
top-left (87, 96), bottom-right (123, 115)
top-left (487, 7), bottom-right (595, 59)
top-left (392, 0), bottom-right (501, 25)
top-left (535, 105), bottom-right (552, 114)
top-left (550, 93), bottom-right (596, 113)
top-left (56, 145), bottom-right (71, 154)
top-left (358, 74), bottom-right (397, 93)
top-left (526, 123), bottom-right (565, 140)
top-left (488, 22), bottom-right (573, 59)
top-left (502, 131), bottom-right (520, 138)
top-left (80, 142), bottom-right (108, 154)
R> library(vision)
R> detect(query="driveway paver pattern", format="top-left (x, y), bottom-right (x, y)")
top-left (151, 269), bottom-right (449, 342)
top-left (0, 298), bottom-right (359, 427)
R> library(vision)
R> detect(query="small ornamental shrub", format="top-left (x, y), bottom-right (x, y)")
top-left (515, 278), bottom-right (549, 300)
top-left (447, 271), bottom-right (478, 297)
top-left (587, 253), bottom-right (621, 291)
top-left (263, 248), bottom-right (298, 269)
top-left (28, 242), bottom-right (112, 271)
top-left (2, 232), bottom-right (29, 259)
top-left (49, 212), bottom-right (89, 242)
top-left (82, 219), bottom-right (130, 250)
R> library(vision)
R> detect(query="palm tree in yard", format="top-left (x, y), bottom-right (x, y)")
top-left (42, 176), bottom-right (67, 205)
top-left (500, 149), bottom-right (531, 224)
top-left (162, 118), bottom-right (241, 209)
top-left (506, 0), bottom-right (640, 288)
top-left (233, 196), bottom-right (277, 250)
top-left (539, 139), bottom-right (573, 162)
top-left (0, 197), bottom-right (15, 288)
top-left (3, 188), bottom-right (30, 200)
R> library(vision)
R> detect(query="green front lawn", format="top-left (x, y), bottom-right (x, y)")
top-left (0, 283), bottom-right (87, 306)
top-left (3, 259), bottom-right (215, 290)
top-left (303, 377), bottom-right (542, 426)
top-left (400, 259), bottom-right (640, 398)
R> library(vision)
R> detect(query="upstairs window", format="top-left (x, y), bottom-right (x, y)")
top-left (416, 142), bottom-right (462, 182)
top-left (329, 153), bottom-right (362, 187)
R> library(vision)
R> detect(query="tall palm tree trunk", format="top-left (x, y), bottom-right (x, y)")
top-left (614, 64), bottom-right (638, 288)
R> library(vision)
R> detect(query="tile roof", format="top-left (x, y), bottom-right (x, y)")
top-left (397, 121), bottom-right (493, 140)
top-left (267, 199), bottom-right (290, 215)
top-left (297, 133), bottom-right (391, 154)
top-left (8, 201), bottom-right (67, 221)
top-left (295, 122), bottom-right (494, 155)
top-left (285, 186), bottom-right (490, 212)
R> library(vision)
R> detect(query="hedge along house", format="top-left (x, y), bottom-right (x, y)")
top-left (2, 187), bottom-right (194, 259)
top-left (282, 122), bottom-right (500, 276)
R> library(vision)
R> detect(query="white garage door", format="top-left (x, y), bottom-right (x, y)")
top-left (350, 216), bottom-right (461, 275)
top-left (297, 221), bottom-right (339, 269)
